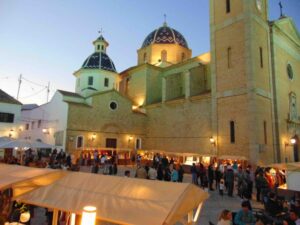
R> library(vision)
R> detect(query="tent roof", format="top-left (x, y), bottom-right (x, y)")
top-left (16, 172), bottom-right (209, 225)
top-left (0, 164), bottom-right (65, 197)
top-left (0, 139), bottom-right (54, 149)
top-left (268, 162), bottom-right (300, 172)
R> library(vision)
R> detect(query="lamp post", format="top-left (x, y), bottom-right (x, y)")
top-left (284, 137), bottom-right (297, 162)
top-left (81, 206), bottom-right (96, 225)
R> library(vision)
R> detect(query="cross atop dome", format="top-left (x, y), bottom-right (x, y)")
top-left (93, 30), bottom-right (109, 53)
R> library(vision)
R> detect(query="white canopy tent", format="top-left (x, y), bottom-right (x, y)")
top-left (0, 139), bottom-right (54, 149)
top-left (16, 172), bottom-right (209, 225)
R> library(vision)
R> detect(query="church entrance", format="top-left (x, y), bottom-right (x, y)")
top-left (293, 135), bottom-right (299, 162)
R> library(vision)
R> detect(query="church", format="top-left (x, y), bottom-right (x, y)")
top-left (21, 0), bottom-right (300, 165)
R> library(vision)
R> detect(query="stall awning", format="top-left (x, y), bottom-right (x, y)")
top-left (268, 162), bottom-right (300, 172)
top-left (0, 164), bottom-right (65, 197)
top-left (16, 172), bottom-right (209, 225)
top-left (218, 155), bottom-right (248, 161)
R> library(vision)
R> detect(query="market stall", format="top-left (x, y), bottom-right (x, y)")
top-left (16, 171), bottom-right (209, 225)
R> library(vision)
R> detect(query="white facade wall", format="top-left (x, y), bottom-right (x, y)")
top-left (20, 92), bottom-right (69, 149)
top-left (0, 102), bottom-right (22, 138)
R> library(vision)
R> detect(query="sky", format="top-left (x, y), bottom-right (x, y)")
top-left (0, 0), bottom-right (299, 105)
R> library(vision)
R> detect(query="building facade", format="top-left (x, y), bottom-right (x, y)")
top-left (20, 0), bottom-right (300, 165)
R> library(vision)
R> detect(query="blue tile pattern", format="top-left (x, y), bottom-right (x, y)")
top-left (82, 52), bottom-right (117, 72)
top-left (142, 25), bottom-right (188, 48)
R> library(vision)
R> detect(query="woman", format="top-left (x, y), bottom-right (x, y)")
top-left (217, 209), bottom-right (232, 225)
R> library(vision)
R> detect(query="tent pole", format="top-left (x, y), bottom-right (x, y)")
top-left (52, 209), bottom-right (59, 225)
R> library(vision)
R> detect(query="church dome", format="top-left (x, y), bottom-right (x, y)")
top-left (141, 23), bottom-right (189, 49)
top-left (81, 52), bottom-right (117, 72)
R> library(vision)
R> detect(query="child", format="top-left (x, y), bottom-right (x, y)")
top-left (219, 178), bottom-right (225, 196)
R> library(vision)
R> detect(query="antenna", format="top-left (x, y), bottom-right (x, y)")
top-left (17, 74), bottom-right (22, 100)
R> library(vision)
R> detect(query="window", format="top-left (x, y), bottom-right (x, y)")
top-left (226, 0), bottom-right (231, 13)
top-left (101, 45), bottom-right (104, 50)
top-left (31, 121), bottom-right (35, 129)
top-left (104, 78), bottom-right (109, 87)
top-left (230, 121), bottom-right (235, 143)
top-left (109, 101), bottom-right (118, 110)
top-left (143, 53), bottom-right (147, 62)
top-left (88, 76), bottom-right (93, 85)
top-left (227, 47), bottom-right (232, 68)
top-left (259, 47), bottom-right (263, 68)
top-left (0, 113), bottom-right (14, 123)
top-left (106, 138), bottom-right (117, 148)
top-left (25, 123), bottom-right (29, 130)
top-left (97, 45), bottom-right (100, 50)
top-left (135, 138), bottom-right (142, 149)
top-left (38, 120), bottom-right (42, 128)
top-left (76, 136), bottom-right (83, 148)
top-left (287, 63), bottom-right (294, 80)
top-left (161, 50), bottom-right (167, 62)
top-left (181, 52), bottom-right (185, 61)
top-left (289, 92), bottom-right (297, 121)
top-left (263, 121), bottom-right (267, 144)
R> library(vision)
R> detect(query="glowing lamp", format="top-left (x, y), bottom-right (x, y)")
top-left (42, 128), bottom-right (49, 134)
top-left (209, 137), bottom-right (215, 145)
top-left (20, 211), bottom-right (31, 223)
top-left (81, 206), bottom-right (96, 225)
top-left (128, 136), bottom-right (133, 141)
top-left (91, 133), bottom-right (96, 141)
top-left (290, 138), bottom-right (296, 145)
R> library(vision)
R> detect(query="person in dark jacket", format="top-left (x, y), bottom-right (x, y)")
top-left (265, 192), bottom-right (283, 217)
top-left (225, 165), bottom-right (235, 197)
top-left (178, 164), bottom-right (184, 182)
top-left (157, 163), bottom-right (164, 180)
top-left (208, 164), bottom-right (215, 191)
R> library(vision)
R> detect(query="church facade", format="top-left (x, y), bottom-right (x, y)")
top-left (20, 0), bottom-right (300, 165)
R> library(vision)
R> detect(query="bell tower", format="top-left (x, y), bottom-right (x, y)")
top-left (210, 0), bottom-right (276, 164)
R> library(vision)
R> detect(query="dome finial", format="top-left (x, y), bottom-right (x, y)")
top-left (163, 14), bottom-right (167, 27)
top-left (98, 28), bottom-right (104, 36)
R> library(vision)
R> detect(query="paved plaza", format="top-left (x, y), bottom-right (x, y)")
top-left (29, 165), bottom-right (262, 225)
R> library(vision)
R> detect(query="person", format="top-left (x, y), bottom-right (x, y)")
top-left (157, 163), bottom-right (164, 180)
top-left (225, 165), bottom-right (234, 197)
top-left (219, 178), bottom-right (225, 196)
top-left (265, 192), bottom-right (283, 217)
top-left (208, 163), bottom-right (215, 191)
top-left (178, 164), bottom-right (184, 182)
top-left (148, 166), bottom-right (157, 180)
top-left (113, 163), bottom-right (118, 175)
top-left (217, 209), bottom-right (232, 225)
top-left (164, 167), bottom-right (171, 181)
top-left (234, 201), bottom-right (256, 225)
top-left (124, 170), bottom-right (130, 177)
top-left (191, 163), bottom-right (198, 185)
top-left (171, 168), bottom-right (178, 182)
top-left (284, 210), bottom-right (300, 225)
top-left (135, 165), bottom-right (147, 179)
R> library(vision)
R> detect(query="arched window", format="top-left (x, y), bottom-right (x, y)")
top-left (161, 50), bottom-right (167, 62)
top-left (76, 136), bottom-right (84, 148)
top-left (143, 53), bottom-right (147, 63)
top-left (289, 92), bottom-right (297, 121)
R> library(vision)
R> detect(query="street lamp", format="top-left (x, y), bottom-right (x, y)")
top-left (290, 138), bottom-right (296, 145)
top-left (81, 206), bottom-right (96, 225)
top-left (209, 137), bottom-right (216, 146)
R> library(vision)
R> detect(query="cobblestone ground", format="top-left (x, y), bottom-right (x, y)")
top-left (30, 165), bottom-right (263, 225)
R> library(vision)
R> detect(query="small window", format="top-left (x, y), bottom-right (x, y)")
top-left (161, 50), bottom-right (167, 62)
top-left (31, 121), bottom-right (35, 129)
top-left (230, 121), bottom-right (235, 143)
top-left (287, 63), bottom-right (294, 80)
top-left (109, 101), bottom-right (118, 110)
top-left (263, 121), bottom-right (267, 144)
top-left (88, 76), bottom-right (93, 85)
top-left (227, 47), bottom-right (232, 68)
top-left (25, 123), bottom-right (29, 130)
top-left (259, 47), bottom-right (263, 68)
top-left (0, 113), bottom-right (14, 123)
top-left (104, 78), bottom-right (109, 87)
top-left (135, 138), bottom-right (142, 149)
top-left (101, 45), bottom-right (104, 50)
top-left (226, 0), bottom-right (231, 13)
top-left (97, 45), bottom-right (100, 50)
top-left (38, 120), bottom-right (42, 128)
top-left (181, 52), bottom-right (185, 61)
top-left (76, 136), bottom-right (83, 148)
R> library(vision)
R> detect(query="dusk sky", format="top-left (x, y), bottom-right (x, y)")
top-left (0, 0), bottom-right (299, 105)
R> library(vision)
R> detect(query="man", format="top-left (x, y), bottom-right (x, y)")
top-left (265, 192), bottom-right (283, 217)
top-left (225, 165), bottom-right (234, 197)
top-left (135, 165), bottom-right (147, 179)
top-left (234, 201), bottom-right (256, 225)
top-left (284, 210), bottom-right (300, 225)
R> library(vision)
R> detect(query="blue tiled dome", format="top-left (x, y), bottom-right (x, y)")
top-left (81, 52), bottom-right (117, 72)
top-left (142, 24), bottom-right (189, 48)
